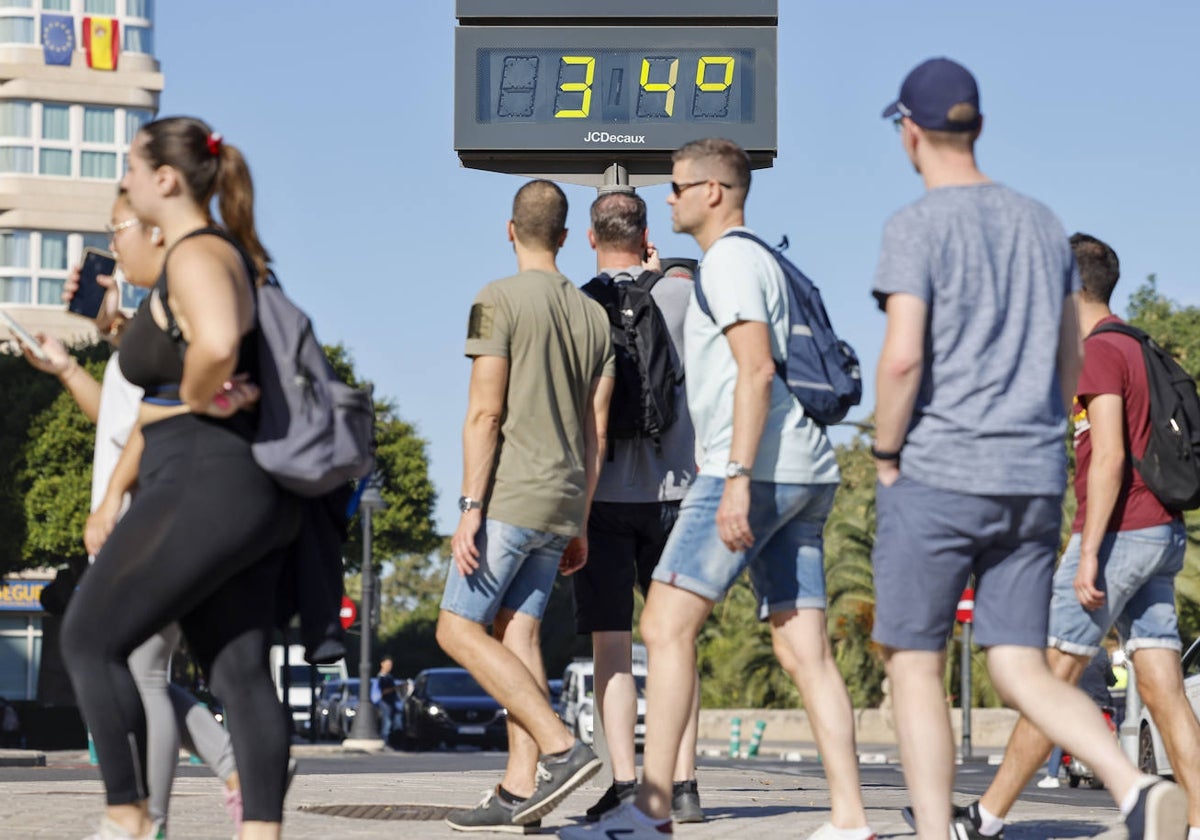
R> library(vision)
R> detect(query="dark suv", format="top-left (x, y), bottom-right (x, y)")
top-left (402, 667), bottom-right (507, 750)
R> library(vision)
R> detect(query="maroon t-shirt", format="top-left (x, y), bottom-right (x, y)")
top-left (1071, 315), bottom-right (1177, 533)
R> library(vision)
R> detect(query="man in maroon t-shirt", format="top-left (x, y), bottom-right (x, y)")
top-left (958, 234), bottom-right (1200, 839)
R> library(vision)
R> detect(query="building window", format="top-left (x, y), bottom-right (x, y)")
top-left (84, 0), bottom-right (116, 13)
top-left (83, 107), bottom-right (116, 144)
top-left (42, 0), bottom-right (71, 9)
top-left (0, 14), bottom-right (35, 44)
top-left (123, 23), bottom-right (151, 54)
top-left (125, 0), bottom-right (152, 18)
top-left (0, 101), bottom-right (32, 138)
top-left (38, 148), bottom-right (71, 176)
top-left (125, 109), bottom-right (151, 144)
top-left (41, 104), bottom-right (69, 142)
top-left (0, 147), bottom-right (33, 173)
top-left (1, 230), bottom-right (98, 306)
top-left (0, 0), bottom-right (34, 7)
top-left (81, 151), bottom-right (116, 179)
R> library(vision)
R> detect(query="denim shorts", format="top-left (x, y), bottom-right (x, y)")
top-left (439, 518), bottom-right (571, 625)
top-left (1048, 521), bottom-right (1186, 655)
top-left (650, 475), bottom-right (837, 620)
top-left (872, 475), bottom-right (1062, 651)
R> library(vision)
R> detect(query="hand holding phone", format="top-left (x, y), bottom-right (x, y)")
top-left (68, 248), bottom-right (117, 320)
top-left (0, 309), bottom-right (49, 361)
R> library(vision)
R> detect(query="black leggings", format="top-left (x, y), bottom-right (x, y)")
top-left (62, 414), bottom-right (299, 822)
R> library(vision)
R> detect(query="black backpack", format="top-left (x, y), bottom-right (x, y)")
top-left (694, 231), bottom-right (862, 426)
top-left (1091, 321), bottom-right (1200, 510)
top-left (581, 270), bottom-right (681, 449)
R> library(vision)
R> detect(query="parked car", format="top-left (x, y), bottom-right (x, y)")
top-left (1137, 636), bottom-right (1200, 775)
top-left (313, 679), bottom-right (355, 740)
top-left (402, 667), bottom-right (507, 750)
top-left (560, 658), bottom-right (646, 747)
top-left (325, 678), bottom-right (362, 740)
top-left (269, 644), bottom-right (347, 734)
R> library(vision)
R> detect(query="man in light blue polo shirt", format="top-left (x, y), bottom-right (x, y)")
top-left (562, 137), bottom-right (873, 840)
top-left (871, 56), bottom-right (1184, 840)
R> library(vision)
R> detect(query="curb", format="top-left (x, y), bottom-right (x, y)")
top-left (0, 749), bottom-right (46, 767)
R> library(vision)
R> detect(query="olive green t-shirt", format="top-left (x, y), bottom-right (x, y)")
top-left (465, 269), bottom-right (614, 536)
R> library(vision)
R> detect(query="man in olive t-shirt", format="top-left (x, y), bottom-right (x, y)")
top-left (438, 180), bottom-right (614, 832)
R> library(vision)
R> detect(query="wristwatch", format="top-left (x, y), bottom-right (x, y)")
top-left (870, 444), bottom-right (901, 462)
top-left (725, 461), bottom-right (751, 479)
top-left (458, 495), bottom-right (482, 513)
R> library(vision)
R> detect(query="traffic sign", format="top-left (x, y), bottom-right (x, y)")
top-left (956, 588), bottom-right (975, 624)
top-left (340, 596), bottom-right (358, 631)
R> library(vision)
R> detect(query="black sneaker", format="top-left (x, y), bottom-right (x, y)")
top-left (900, 802), bottom-right (1000, 840)
top-left (1125, 780), bottom-right (1187, 840)
top-left (445, 787), bottom-right (541, 834)
top-left (511, 740), bottom-right (602, 825)
top-left (586, 780), bottom-right (637, 822)
top-left (671, 779), bottom-right (704, 824)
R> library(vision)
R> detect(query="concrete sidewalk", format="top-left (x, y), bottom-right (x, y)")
top-left (0, 748), bottom-right (1132, 840)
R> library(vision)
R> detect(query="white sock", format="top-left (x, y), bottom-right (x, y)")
top-left (1119, 774), bottom-right (1159, 817)
top-left (825, 826), bottom-right (874, 840)
top-left (1188, 827), bottom-right (1200, 840)
top-left (977, 803), bottom-right (1005, 837)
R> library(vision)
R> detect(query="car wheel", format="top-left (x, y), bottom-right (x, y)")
top-left (1138, 725), bottom-right (1158, 775)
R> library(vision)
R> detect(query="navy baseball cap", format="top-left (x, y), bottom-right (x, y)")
top-left (881, 57), bottom-right (981, 132)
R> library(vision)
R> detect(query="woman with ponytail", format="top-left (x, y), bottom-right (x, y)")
top-left (62, 117), bottom-right (300, 840)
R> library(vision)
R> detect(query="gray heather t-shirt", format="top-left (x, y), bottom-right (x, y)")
top-left (872, 183), bottom-right (1079, 496)
top-left (593, 268), bottom-right (695, 504)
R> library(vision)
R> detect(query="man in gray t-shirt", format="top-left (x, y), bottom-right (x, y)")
top-left (572, 191), bottom-right (702, 823)
top-left (872, 57), bottom-right (1182, 840)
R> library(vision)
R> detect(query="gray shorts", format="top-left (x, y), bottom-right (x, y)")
top-left (872, 475), bottom-right (1062, 651)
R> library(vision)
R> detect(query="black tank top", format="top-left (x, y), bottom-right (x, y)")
top-left (119, 227), bottom-right (258, 405)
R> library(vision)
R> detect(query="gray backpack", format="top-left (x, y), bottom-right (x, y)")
top-left (252, 272), bottom-right (375, 497)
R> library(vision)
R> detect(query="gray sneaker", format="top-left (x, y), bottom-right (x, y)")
top-left (1125, 779), bottom-right (1187, 840)
top-left (672, 779), bottom-right (704, 823)
top-left (445, 787), bottom-right (541, 834)
top-left (511, 740), bottom-right (602, 825)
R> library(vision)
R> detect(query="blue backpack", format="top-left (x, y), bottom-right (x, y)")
top-left (694, 231), bottom-right (862, 426)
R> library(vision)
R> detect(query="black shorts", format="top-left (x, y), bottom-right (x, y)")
top-left (573, 500), bottom-right (681, 634)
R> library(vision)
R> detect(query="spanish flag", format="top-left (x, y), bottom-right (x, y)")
top-left (82, 16), bottom-right (119, 71)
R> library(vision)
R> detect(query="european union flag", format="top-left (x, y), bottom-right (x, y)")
top-left (42, 14), bottom-right (75, 67)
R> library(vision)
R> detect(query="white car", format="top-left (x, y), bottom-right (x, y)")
top-left (560, 655), bottom-right (647, 747)
top-left (1137, 637), bottom-right (1200, 776)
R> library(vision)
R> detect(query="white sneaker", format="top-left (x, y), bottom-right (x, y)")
top-left (807, 822), bottom-right (877, 840)
top-left (558, 801), bottom-right (673, 839)
top-left (1036, 776), bottom-right (1061, 789)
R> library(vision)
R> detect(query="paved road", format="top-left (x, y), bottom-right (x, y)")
top-left (0, 746), bottom-right (1132, 839)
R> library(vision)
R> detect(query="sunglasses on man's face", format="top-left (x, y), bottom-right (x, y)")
top-left (670, 179), bottom-right (734, 197)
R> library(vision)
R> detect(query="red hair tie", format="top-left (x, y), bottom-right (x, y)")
top-left (206, 131), bottom-right (223, 156)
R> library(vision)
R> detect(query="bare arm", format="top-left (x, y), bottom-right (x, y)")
top-left (715, 319), bottom-right (776, 553)
top-left (167, 240), bottom-right (256, 414)
top-left (450, 355), bottom-right (509, 575)
top-left (1074, 393), bottom-right (1125, 610)
top-left (1057, 293), bottom-right (1084, 416)
top-left (84, 424), bottom-right (143, 556)
top-left (560, 374), bottom-right (614, 575)
top-left (873, 293), bottom-right (927, 485)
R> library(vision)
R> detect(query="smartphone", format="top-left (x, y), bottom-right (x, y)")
top-left (0, 309), bottom-right (48, 361)
top-left (68, 247), bottom-right (117, 320)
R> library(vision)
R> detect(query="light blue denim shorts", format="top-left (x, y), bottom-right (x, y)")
top-left (1048, 521), bottom-right (1186, 655)
top-left (650, 475), bottom-right (837, 619)
top-left (439, 518), bottom-right (570, 625)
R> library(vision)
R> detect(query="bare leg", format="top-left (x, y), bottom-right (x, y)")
top-left (436, 609), bottom-right (573, 794)
top-left (980, 648), bottom-right (1087, 818)
top-left (886, 648), bottom-right (954, 840)
top-left (634, 583), bottom-right (713, 820)
top-left (1134, 647), bottom-right (1200, 825)
top-left (673, 671), bottom-right (700, 783)
top-left (987, 645), bottom-right (1140, 807)
top-left (491, 608), bottom-right (553, 798)
top-left (772, 608), bottom-right (868, 828)
top-left (593, 630), bottom-right (638, 783)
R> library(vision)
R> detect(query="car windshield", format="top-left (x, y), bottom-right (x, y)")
top-left (426, 672), bottom-right (486, 696)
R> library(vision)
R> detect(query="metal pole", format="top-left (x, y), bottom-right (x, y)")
top-left (598, 162), bottom-right (633, 196)
top-left (961, 620), bottom-right (973, 760)
top-left (348, 503), bottom-right (381, 742)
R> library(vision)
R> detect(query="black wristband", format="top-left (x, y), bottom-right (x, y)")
top-left (870, 446), bottom-right (901, 462)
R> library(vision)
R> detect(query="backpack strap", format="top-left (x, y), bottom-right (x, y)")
top-left (693, 230), bottom-right (773, 324)
top-left (1090, 321), bottom-right (1147, 343)
top-left (155, 226), bottom-right (256, 345)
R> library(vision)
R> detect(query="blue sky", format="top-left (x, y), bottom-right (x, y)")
top-left (156, 2), bottom-right (1199, 534)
